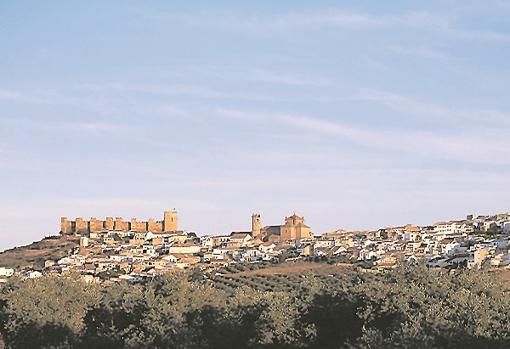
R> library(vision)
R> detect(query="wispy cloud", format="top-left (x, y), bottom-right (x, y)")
top-left (134, 8), bottom-right (510, 42)
top-left (273, 11), bottom-right (388, 28)
top-left (281, 114), bottom-right (510, 164)
top-left (352, 88), bottom-right (510, 128)
top-left (76, 82), bottom-right (293, 102)
top-left (0, 88), bottom-right (28, 102)
top-left (0, 117), bottom-right (126, 134)
top-left (62, 122), bottom-right (124, 132)
top-left (214, 107), bottom-right (510, 165)
top-left (280, 11), bottom-right (510, 41)
top-left (0, 86), bottom-right (122, 118)
top-left (387, 45), bottom-right (451, 60)
top-left (249, 69), bottom-right (333, 86)
top-left (279, 10), bottom-right (510, 41)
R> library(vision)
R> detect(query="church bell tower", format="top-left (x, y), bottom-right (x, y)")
top-left (252, 213), bottom-right (261, 238)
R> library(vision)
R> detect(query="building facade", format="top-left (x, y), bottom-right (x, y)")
top-left (252, 213), bottom-right (313, 241)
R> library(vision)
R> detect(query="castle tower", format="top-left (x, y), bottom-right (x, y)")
top-left (105, 217), bottom-right (114, 230)
top-left (252, 213), bottom-right (261, 238)
top-left (60, 217), bottom-right (70, 235)
top-left (164, 210), bottom-right (178, 232)
top-left (75, 217), bottom-right (89, 234)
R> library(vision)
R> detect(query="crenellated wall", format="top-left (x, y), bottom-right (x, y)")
top-left (130, 218), bottom-right (148, 233)
top-left (89, 218), bottom-right (104, 233)
top-left (105, 217), bottom-right (114, 230)
top-left (75, 218), bottom-right (88, 234)
top-left (60, 211), bottom-right (179, 235)
top-left (114, 217), bottom-right (129, 231)
top-left (148, 219), bottom-right (163, 233)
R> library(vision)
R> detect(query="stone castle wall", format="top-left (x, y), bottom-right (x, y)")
top-left (60, 211), bottom-right (178, 235)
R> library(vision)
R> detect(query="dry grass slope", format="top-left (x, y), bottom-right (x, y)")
top-left (0, 236), bottom-right (80, 269)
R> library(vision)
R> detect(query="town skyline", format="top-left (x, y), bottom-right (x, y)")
top-left (2, 204), bottom-right (510, 253)
top-left (2, 208), bottom-right (509, 284)
top-left (58, 208), bottom-right (510, 236)
top-left (3, 207), bottom-right (510, 253)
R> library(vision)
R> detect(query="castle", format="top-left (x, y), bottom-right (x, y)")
top-left (60, 210), bottom-right (179, 235)
top-left (251, 213), bottom-right (313, 241)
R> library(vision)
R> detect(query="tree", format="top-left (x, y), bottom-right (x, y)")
top-left (0, 275), bottom-right (100, 349)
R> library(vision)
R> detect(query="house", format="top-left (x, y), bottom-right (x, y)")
top-left (175, 255), bottom-right (201, 269)
top-left (129, 237), bottom-right (146, 246)
top-left (27, 270), bottom-right (43, 279)
top-left (44, 260), bottom-right (56, 269)
top-left (202, 252), bottom-right (214, 262)
top-left (314, 247), bottom-right (331, 257)
top-left (89, 231), bottom-right (108, 240)
top-left (375, 255), bottom-right (397, 268)
top-left (58, 256), bottom-right (84, 266)
top-left (403, 224), bottom-right (422, 241)
top-left (109, 255), bottom-right (129, 263)
top-left (242, 248), bottom-right (264, 262)
top-left (473, 248), bottom-right (489, 267)
top-left (168, 242), bottom-right (201, 254)
top-left (314, 239), bottom-right (335, 248)
top-left (451, 254), bottom-right (473, 268)
top-left (216, 235), bottom-right (232, 246)
top-left (212, 247), bottom-right (233, 260)
top-left (82, 263), bottom-right (96, 274)
top-left (490, 253), bottom-right (510, 267)
top-left (438, 238), bottom-right (460, 255)
top-left (483, 221), bottom-right (500, 234)
top-left (142, 244), bottom-right (157, 255)
top-left (259, 242), bottom-right (276, 253)
top-left (162, 254), bottom-right (178, 264)
top-left (0, 267), bottom-right (14, 277)
top-left (229, 232), bottom-right (253, 246)
top-left (331, 246), bottom-right (346, 255)
top-left (427, 256), bottom-right (450, 268)
top-left (200, 235), bottom-right (216, 248)
top-left (301, 245), bottom-right (313, 256)
top-left (434, 221), bottom-right (474, 235)
top-left (151, 237), bottom-right (165, 246)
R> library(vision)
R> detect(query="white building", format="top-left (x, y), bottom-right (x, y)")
top-left (0, 267), bottom-right (14, 277)
top-left (434, 222), bottom-right (474, 235)
top-left (314, 240), bottom-right (335, 248)
top-left (27, 270), bottom-right (43, 279)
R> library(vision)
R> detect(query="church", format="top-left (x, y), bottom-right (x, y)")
top-left (251, 213), bottom-right (313, 241)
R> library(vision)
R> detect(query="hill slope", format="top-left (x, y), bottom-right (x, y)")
top-left (0, 236), bottom-right (79, 269)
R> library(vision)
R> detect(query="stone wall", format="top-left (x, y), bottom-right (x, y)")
top-left (148, 219), bottom-right (163, 233)
top-left (114, 217), bottom-right (129, 231)
top-left (130, 219), bottom-right (148, 233)
top-left (60, 211), bottom-right (178, 235)
top-left (89, 218), bottom-right (104, 233)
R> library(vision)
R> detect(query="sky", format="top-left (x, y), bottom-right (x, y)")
top-left (1, 1), bottom-right (510, 251)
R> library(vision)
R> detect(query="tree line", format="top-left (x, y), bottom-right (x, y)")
top-left (0, 265), bottom-right (509, 349)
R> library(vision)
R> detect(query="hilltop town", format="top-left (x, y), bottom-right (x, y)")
top-left (1, 210), bottom-right (510, 284)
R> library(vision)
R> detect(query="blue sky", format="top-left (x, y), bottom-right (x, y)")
top-left (1, 1), bottom-right (510, 251)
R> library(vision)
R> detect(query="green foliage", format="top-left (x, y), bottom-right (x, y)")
top-left (0, 275), bottom-right (100, 349)
top-left (0, 266), bottom-right (510, 348)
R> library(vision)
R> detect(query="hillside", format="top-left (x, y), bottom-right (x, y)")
top-left (0, 236), bottom-right (79, 269)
